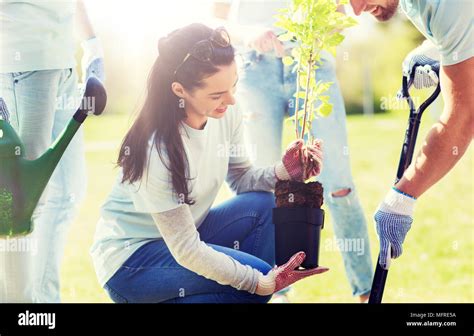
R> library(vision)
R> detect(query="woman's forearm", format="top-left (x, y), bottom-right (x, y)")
top-left (152, 205), bottom-right (261, 293)
top-left (226, 161), bottom-right (279, 194)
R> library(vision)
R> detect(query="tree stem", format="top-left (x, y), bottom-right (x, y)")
top-left (301, 52), bottom-right (313, 141)
top-left (294, 55), bottom-right (302, 139)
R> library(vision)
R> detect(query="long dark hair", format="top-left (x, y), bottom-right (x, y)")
top-left (117, 23), bottom-right (235, 205)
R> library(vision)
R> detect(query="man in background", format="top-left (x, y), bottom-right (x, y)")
top-left (349, 0), bottom-right (472, 269)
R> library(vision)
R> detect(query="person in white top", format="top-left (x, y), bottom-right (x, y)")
top-left (0, 0), bottom-right (104, 303)
top-left (90, 23), bottom-right (328, 303)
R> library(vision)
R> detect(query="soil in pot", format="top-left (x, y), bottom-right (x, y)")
top-left (274, 180), bottom-right (323, 208)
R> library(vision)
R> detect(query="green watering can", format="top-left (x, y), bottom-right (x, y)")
top-left (0, 77), bottom-right (107, 237)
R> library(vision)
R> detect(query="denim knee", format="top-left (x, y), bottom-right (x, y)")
top-left (251, 191), bottom-right (275, 217)
top-left (104, 283), bottom-right (128, 303)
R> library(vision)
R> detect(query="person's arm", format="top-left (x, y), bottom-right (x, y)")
top-left (373, 57), bottom-right (473, 270)
top-left (336, 0), bottom-right (346, 14)
top-left (224, 106), bottom-right (286, 194)
top-left (211, 1), bottom-right (285, 56)
top-left (373, 0), bottom-right (473, 270)
top-left (76, 0), bottom-right (105, 82)
top-left (226, 161), bottom-right (281, 194)
top-left (152, 205), bottom-right (329, 296)
top-left (397, 0), bottom-right (474, 196)
top-left (151, 204), bottom-right (262, 293)
top-left (395, 57), bottom-right (474, 198)
top-left (211, 1), bottom-right (245, 45)
top-left (76, 0), bottom-right (96, 40)
top-left (226, 107), bottom-right (322, 194)
top-left (226, 141), bottom-right (323, 194)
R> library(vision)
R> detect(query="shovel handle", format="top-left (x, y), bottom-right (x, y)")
top-left (369, 72), bottom-right (441, 304)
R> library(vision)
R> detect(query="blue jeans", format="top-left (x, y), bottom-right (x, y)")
top-left (0, 69), bottom-right (87, 302)
top-left (104, 191), bottom-right (276, 303)
top-left (236, 51), bottom-right (373, 296)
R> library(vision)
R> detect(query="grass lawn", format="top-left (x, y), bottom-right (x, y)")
top-left (60, 110), bottom-right (473, 303)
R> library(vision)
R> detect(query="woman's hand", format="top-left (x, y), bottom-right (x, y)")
top-left (255, 251), bottom-right (329, 296)
top-left (303, 139), bottom-right (323, 179)
top-left (275, 139), bottom-right (323, 182)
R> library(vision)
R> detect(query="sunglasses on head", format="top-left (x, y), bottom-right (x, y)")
top-left (174, 27), bottom-right (231, 76)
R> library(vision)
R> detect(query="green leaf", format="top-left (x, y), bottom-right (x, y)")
top-left (319, 95), bottom-right (330, 104)
top-left (293, 91), bottom-right (307, 99)
top-left (299, 76), bottom-right (307, 89)
top-left (282, 56), bottom-right (295, 66)
top-left (327, 46), bottom-right (337, 57)
top-left (285, 116), bottom-right (296, 125)
top-left (291, 47), bottom-right (300, 59)
top-left (318, 102), bottom-right (333, 117)
top-left (314, 81), bottom-right (333, 96)
top-left (326, 32), bottom-right (345, 47)
top-left (278, 32), bottom-right (295, 42)
top-left (273, 0), bottom-right (358, 123)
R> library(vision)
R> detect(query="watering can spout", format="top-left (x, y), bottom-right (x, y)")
top-left (0, 77), bottom-right (106, 237)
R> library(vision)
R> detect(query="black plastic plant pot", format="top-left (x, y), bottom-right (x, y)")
top-left (272, 207), bottom-right (324, 269)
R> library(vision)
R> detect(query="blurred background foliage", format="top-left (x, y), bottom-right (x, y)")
top-left (78, 1), bottom-right (429, 118)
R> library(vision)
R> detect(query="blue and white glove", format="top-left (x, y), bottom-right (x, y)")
top-left (398, 40), bottom-right (440, 98)
top-left (374, 187), bottom-right (416, 269)
top-left (81, 37), bottom-right (105, 83)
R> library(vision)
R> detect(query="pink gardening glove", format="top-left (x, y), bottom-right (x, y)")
top-left (255, 252), bottom-right (329, 296)
top-left (303, 139), bottom-right (323, 179)
top-left (275, 139), bottom-right (323, 182)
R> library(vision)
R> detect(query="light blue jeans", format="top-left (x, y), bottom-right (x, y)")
top-left (0, 69), bottom-right (87, 302)
top-left (236, 51), bottom-right (373, 296)
top-left (104, 192), bottom-right (275, 303)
